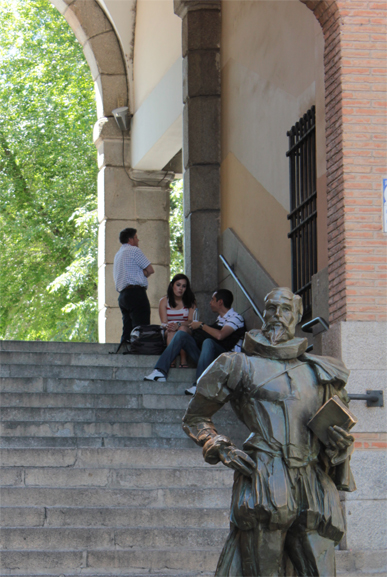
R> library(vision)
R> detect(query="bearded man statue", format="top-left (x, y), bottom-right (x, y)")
top-left (182, 287), bottom-right (356, 577)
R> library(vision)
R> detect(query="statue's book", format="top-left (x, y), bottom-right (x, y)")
top-left (307, 395), bottom-right (357, 446)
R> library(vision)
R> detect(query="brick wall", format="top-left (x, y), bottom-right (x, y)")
top-left (302, 0), bottom-right (387, 323)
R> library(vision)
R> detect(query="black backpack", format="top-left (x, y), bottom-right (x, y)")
top-left (128, 325), bottom-right (166, 355)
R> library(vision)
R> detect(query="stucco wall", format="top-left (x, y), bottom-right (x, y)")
top-left (133, 0), bottom-right (181, 112)
top-left (221, 0), bottom-right (326, 287)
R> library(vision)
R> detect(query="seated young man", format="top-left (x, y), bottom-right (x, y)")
top-left (144, 289), bottom-right (245, 395)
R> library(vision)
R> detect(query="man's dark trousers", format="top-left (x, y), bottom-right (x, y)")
top-left (118, 286), bottom-right (150, 343)
top-left (155, 331), bottom-right (227, 380)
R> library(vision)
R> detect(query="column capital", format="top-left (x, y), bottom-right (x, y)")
top-left (129, 169), bottom-right (175, 189)
top-left (174, 0), bottom-right (220, 19)
top-left (93, 117), bottom-right (124, 147)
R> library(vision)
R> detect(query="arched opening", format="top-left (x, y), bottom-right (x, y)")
top-left (0, 0), bottom-right (99, 341)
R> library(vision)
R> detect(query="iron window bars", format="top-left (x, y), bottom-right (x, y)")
top-left (286, 106), bottom-right (317, 316)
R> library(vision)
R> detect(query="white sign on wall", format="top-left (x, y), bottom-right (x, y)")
top-left (384, 178), bottom-right (387, 233)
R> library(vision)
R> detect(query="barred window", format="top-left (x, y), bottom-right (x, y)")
top-left (286, 106), bottom-right (317, 316)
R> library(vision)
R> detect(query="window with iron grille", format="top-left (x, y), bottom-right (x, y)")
top-left (286, 106), bottom-right (317, 316)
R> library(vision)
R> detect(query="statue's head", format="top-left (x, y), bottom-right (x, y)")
top-left (262, 287), bottom-right (303, 345)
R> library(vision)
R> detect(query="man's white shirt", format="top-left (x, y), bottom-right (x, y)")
top-left (217, 308), bottom-right (245, 352)
top-left (113, 244), bottom-right (151, 292)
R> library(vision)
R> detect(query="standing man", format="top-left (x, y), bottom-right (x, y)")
top-left (144, 289), bottom-right (245, 395)
top-left (113, 228), bottom-right (154, 346)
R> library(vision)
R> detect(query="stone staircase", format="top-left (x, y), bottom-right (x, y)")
top-left (0, 341), bottom-right (385, 577)
top-left (0, 340), bottom-right (238, 577)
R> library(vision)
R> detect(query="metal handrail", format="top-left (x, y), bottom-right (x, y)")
top-left (219, 254), bottom-right (264, 323)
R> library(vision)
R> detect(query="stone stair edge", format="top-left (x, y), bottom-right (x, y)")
top-left (0, 352), bottom-right (168, 368)
top-left (0, 447), bottom-right (217, 469)
top-left (0, 365), bottom-right (194, 382)
top-left (0, 341), bottom-right (118, 353)
top-left (0, 437), bottom-right (196, 449)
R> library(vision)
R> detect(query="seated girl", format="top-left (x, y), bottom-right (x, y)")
top-left (159, 274), bottom-right (196, 368)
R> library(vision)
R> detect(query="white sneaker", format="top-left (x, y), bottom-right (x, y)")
top-left (144, 369), bottom-right (166, 382)
top-left (185, 385), bottom-right (197, 396)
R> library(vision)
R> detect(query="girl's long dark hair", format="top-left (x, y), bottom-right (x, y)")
top-left (167, 274), bottom-right (196, 309)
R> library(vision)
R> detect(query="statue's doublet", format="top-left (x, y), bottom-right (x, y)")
top-left (192, 333), bottom-right (350, 540)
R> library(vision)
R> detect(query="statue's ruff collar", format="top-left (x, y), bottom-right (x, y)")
top-left (243, 330), bottom-right (308, 360)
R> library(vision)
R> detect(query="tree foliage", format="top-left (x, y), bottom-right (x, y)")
top-left (169, 179), bottom-right (184, 277)
top-left (0, 0), bottom-right (98, 341)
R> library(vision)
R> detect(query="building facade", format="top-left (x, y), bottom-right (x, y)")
top-left (51, 0), bottom-right (386, 564)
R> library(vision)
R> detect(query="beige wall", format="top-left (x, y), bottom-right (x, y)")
top-left (221, 0), bottom-right (327, 285)
top-left (133, 0), bottom-right (181, 112)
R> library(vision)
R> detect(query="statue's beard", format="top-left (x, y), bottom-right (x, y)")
top-left (262, 323), bottom-right (293, 345)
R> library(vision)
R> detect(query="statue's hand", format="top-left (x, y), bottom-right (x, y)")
top-left (218, 446), bottom-right (255, 477)
top-left (326, 425), bottom-right (355, 466)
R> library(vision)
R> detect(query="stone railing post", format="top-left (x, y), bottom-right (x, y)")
top-left (94, 118), bottom-right (173, 343)
top-left (174, 0), bottom-right (221, 322)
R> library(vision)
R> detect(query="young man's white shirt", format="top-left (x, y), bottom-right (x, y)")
top-left (216, 308), bottom-right (245, 351)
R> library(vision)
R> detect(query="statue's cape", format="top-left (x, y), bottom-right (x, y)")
top-left (243, 329), bottom-right (349, 388)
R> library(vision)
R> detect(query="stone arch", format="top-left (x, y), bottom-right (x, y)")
top-left (50, 0), bottom-right (129, 119)
top-left (300, 0), bottom-right (345, 323)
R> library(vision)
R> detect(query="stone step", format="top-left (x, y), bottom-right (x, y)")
top-left (0, 569), bottom-right (215, 577)
top-left (0, 436), bottom-right (195, 449)
top-left (0, 377), bottom-right (189, 395)
top-left (0, 448), bottom-right (209, 468)
top-left (2, 548), bottom-right (383, 575)
top-left (0, 436), bottom-right (196, 449)
top-left (1, 465), bottom-right (233, 489)
top-left (0, 421), bottom-right (187, 440)
top-left (1, 486), bottom-right (231, 508)
top-left (0, 340), bottom-right (116, 354)
top-left (0, 351), bottom-right (161, 368)
top-left (0, 548), bottom-right (220, 573)
top-left (0, 527), bottom-right (228, 550)
top-left (1, 407), bottom-right (194, 423)
top-left (0, 550), bottom-right (385, 577)
top-left (0, 364), bottom-right (194, 382)
top-left (0, 393), bottom-right (191, 410)
top-left (0, 574), bottom-right (215, 577)
top-left (0, 506), bottom-right (230, 529)
top-left (1, 415), bottom-right (248, 446)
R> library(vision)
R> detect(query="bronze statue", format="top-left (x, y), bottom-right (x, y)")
top-left (182, 287), bottom-right (356, 577)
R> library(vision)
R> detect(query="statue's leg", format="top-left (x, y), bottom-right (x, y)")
top-left (240, 525), bottom-right (287, 577)
top-left (215, 525), bottom-right (287, 577)
top-left (215, 526), bottom-right (243, 577)
top-left (285, 529), bottom-right (336, 577)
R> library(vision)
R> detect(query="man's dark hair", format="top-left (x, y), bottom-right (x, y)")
top-left (214, 289), bottom-right (233, 309)
top-left (119, 228), bottom-right (137, 244)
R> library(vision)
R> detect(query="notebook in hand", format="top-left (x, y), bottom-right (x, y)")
top-left (307, 395), bottom-right (357, 446)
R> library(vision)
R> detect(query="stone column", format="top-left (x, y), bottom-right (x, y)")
top-left (174, 0), bottom-right (221, 322)
top-left (94, 118), bottom-right (173, 343)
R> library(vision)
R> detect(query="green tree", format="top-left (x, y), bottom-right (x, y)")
top-left (169, 179), bottom-right (184, 277)
top-left (0, 0), bottom-right (98, 341)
